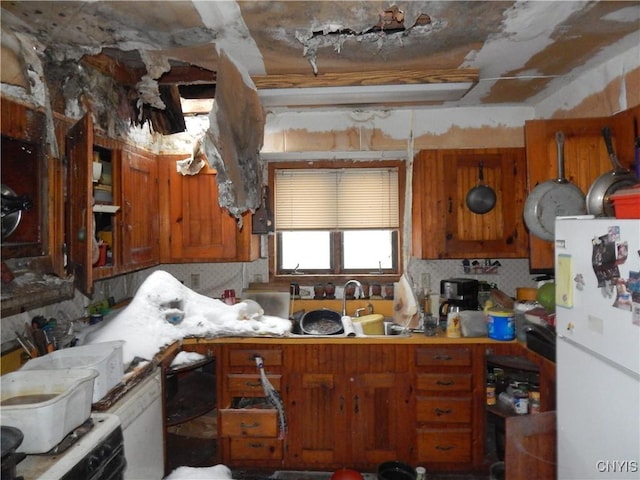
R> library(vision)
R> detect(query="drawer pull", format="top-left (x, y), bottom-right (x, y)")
top-left (436, 380), bottom-right (454, 386)
top-left (248, 442), bottom-right (264, 448)
top-left (240, 422), bottom-right (260, 429)
top-left (435, 445), bottom-right (454, 451)
top-left (433, 354), bottom-right (452, 361)
top-left (435, 408), bottom-right (452, 416)
top-left (245, 381), bottom-right (261, 387)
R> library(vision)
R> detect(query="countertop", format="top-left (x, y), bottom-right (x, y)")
top-left (180, 330), bottom-right (518, 345)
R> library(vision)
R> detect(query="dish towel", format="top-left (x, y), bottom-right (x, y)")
top-left (255, 356), bottom-right (287, 439)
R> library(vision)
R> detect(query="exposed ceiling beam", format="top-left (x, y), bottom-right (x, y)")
top-left (82, 53), bottom-right (216, 88)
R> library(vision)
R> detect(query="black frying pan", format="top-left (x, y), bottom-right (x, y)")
top-left (466, 162), bottom-right (496, 214)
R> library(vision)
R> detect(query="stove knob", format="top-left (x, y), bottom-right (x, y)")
top-left (87, 454), bottom-right (101, 473)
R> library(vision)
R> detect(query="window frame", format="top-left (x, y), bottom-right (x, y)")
top-left (267, 159), bottom-right (405, 284)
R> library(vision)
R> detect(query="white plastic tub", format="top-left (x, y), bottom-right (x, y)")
top-left (0, 369), bottom-right (98, 453)
top-left (21, 340), bottom-right (125, 403)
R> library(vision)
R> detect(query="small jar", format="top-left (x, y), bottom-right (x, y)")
top-left (486, 373), bottom-right (496, 406)
top-left (415, 466), bottom-right (426, 480)
top-left (344, 283), bottom-right (356, 299)
top-left (529, 384), bottom-right (541, 414)
top-left (223, 289), bottom-right (236, 305)
top-left (324, 282), bottom-right (336, 299)
top-left (514, 391), bottom-right (529, 415)
top-left (384, 282), bottom-right (394, 299)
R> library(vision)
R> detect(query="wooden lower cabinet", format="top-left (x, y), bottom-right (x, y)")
top-left (217, 342), bottom-right (485, 472)
top-left (217, 346), bottom-right (285, 468)
top-left (287, 370), bottom-right (412, 469)
top-left (413, 346), bottom-right (483, 471)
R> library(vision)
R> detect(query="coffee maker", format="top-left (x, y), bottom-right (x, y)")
top-left (439, 278), bottom-right (480, 320)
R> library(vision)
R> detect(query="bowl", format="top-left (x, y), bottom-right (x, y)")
top-left (377, 460), bottom-right (416, 480)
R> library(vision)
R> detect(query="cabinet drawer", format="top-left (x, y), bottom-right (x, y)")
top-left (416, 396), bottom-right (472, 423)
top-left (416, 428), bottom-right (471, 463)
top-left (416, 373), bottom-right (472, 392)
top-left (226, 374), bottom-right (282, 397)
top-left (228, 437), bottom-right (283, 460)
top-left (416, 348), bottom-right (471, 367)
top-left (219, 409), bottom-right (278, 437)
top-left (228, 349), bottom-right (282, 368)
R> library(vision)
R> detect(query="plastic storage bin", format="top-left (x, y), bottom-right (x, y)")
top-left (21, 340), bottom-right (124, 403)
top-left (0, 369), bottom-right (98, 453)
top-left (610, 186), bottom-right (640, 219)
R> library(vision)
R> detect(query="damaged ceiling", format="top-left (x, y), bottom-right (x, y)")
top-left (2, 0), bottom-right (639, 114)
top-left (1, 1), bottom-right (638, 215)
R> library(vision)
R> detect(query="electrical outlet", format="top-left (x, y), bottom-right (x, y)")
top-left (191, 273), bottom-right (200, 290)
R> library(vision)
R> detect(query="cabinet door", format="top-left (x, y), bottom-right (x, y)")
top-left (66, 114), bottom-right (94, 295)
top-left (158, 156), bottom-right (258, 262)
top-left (121, 146), bottom-right (159, 269)
top-left (412, 148), bottom-right (528, 259)
top-left (286, 372), bottom-right (347, 467)
top-left (350, 372), bottom-right (413, 465)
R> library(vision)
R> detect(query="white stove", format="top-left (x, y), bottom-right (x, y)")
top-left (16, 413), bottom-right (124, 480)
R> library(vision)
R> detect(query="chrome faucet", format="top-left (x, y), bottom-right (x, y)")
top-left (342, 280), bottom-right (363, 316)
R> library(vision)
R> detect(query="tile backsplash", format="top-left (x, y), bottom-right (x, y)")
top-left (1, 257), bottom-right (540, 347)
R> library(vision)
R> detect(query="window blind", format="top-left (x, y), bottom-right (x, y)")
top-left (275, 168), bottom-right (399, 230)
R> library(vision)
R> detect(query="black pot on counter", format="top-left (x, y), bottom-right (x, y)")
top-left (300, 309), bottom-right (343, 335)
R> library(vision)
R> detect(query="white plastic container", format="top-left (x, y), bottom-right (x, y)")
top-left (21, 340), bottom-right (124, 403)
top-left (0, 368), bottom-right (98, 453)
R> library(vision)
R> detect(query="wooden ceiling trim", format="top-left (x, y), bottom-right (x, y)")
top-left (251, 68), bottom-right (480, 89)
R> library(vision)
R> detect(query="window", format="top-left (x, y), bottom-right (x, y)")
top-left (272, 164), bottom-right (402, 277)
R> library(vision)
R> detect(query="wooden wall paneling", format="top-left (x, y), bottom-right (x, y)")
top-left (525, 117), bottom-right (614, 271)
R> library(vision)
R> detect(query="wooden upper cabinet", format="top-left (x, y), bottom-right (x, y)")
top-left (158, 155), bottom-right (258, 263)
top-left (412, 148), bottom-right (528, 259)
top-left (524, 105), bottom-right (639, 272)
top-left (121, 146), bottom-right (159, 269)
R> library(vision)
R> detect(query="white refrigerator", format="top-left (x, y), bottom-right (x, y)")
top-left (555, 217), bottom-right (640, 479)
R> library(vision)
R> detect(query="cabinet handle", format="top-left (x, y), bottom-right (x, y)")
top-left (448, 197), bottom-right (452, 213)
top-left (435, 408), bottom-right (452, 416)
top-left (339, 395), bottom-right (344, 413)
top-left (354, 395), bottom-right (359, 414)
top-left (240, 422), bottom-right (260, 429)
top-left (248, 442), bottom-right (264, 448)
top-left (435, 445), bottom-right (454, 451)
top-left (436, 380), bottom-right (454, 386)
top-left (245, 381), bottom-right (261, 387)
top-left (434, 354), bottom-right (452, 361)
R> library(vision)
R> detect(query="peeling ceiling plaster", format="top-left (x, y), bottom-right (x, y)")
top-left (2, 1), bottom-right (638, 112)
top-left (2, 2), bottom-right (639, 191)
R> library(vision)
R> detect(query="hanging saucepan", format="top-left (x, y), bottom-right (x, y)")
top-left (585, 126), bottom-right (639, 217)
top-left (523, 131), bottom-right (586, 241)
top-left (466, 162), bottom-right (496, 214)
